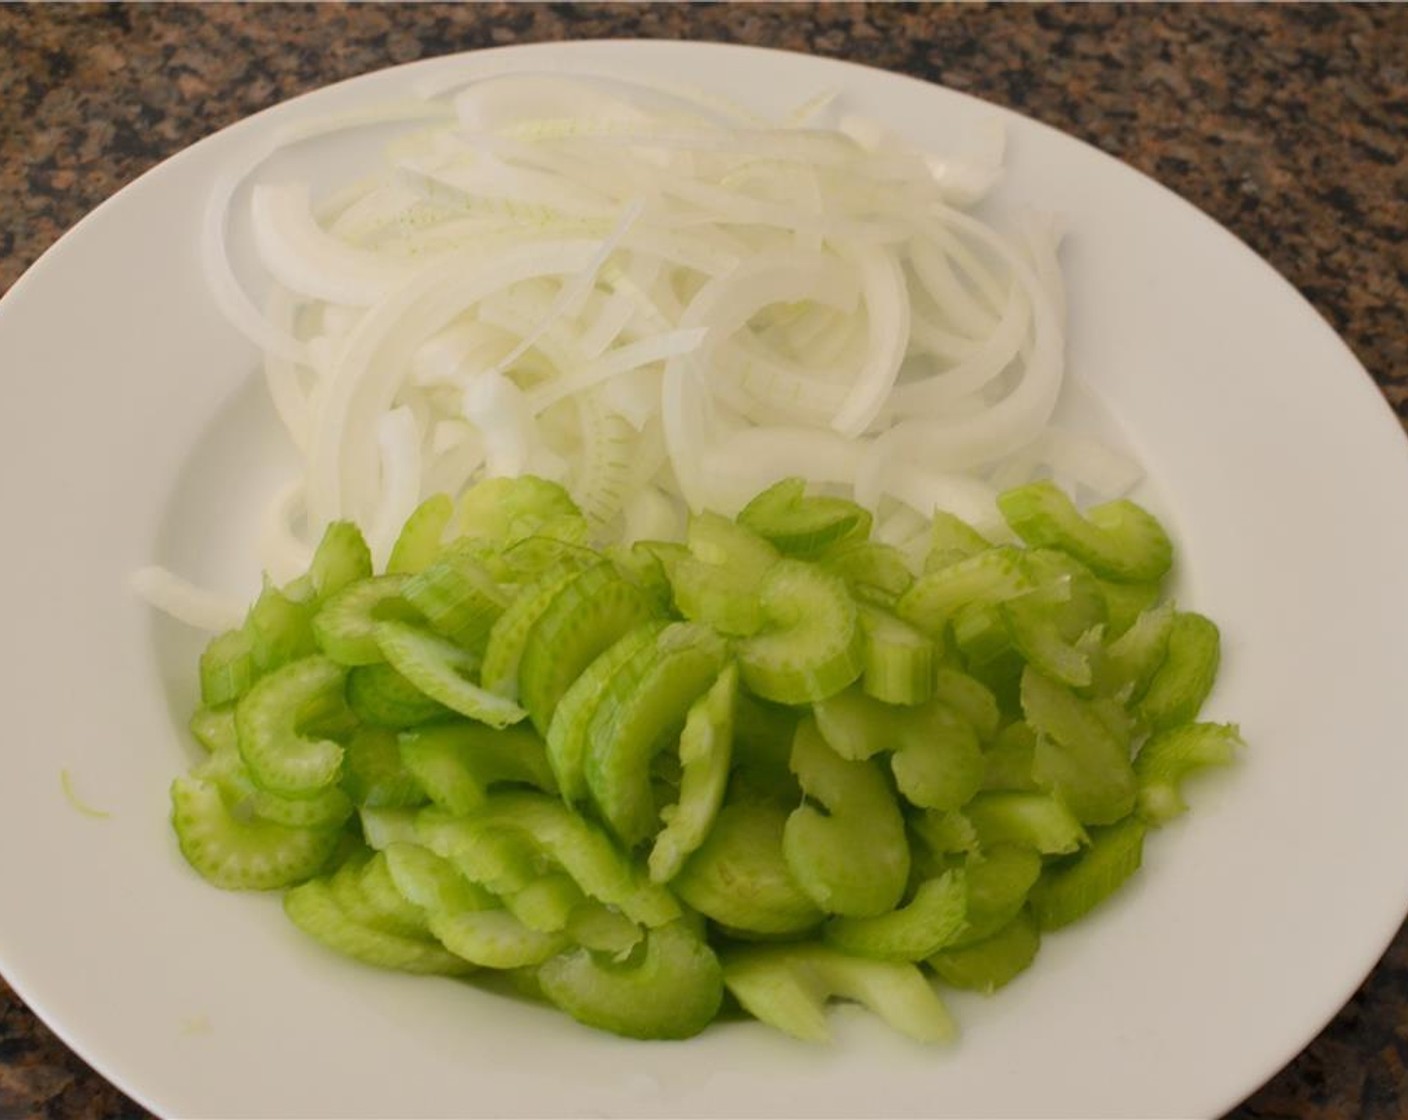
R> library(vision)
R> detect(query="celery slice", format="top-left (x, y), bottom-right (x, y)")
top-left (382, 841), bottom-right (496, 915)
top-left (479, 563), bottom-right (590, 699)
top-left (896, 547), bottom-right (1032, 639)
top-left (982, 721), bottom-right (1040, 792)
top-left (431, 909), bottom-right (570, 969)
top-left (537, 920), bottom-right (724, 1040)
top-left (308, 521), bottom-right (374, 601)
top-left (671, 555), bottom-right (766, 637)
top-left (1092, 602), bottom-right (1175, 700)
top-left (170, 776), bottom-right (339, 890)
top-left (506, 873), bottom-right (586, 933)
top-left (824, 870), bottom-right (968, 961)
top-left (345, 662), bottom-right (449, 730)
top-left (911, 810), bottom-right (979, 859)
top-left (199, 628), bottom-right (258, 708)
top-left (858, 605), bottom-right (935, 706)
top-left (373, 621), bottom-right (527, 729)
top-left (386, 494), bottom-right (454, 575)
top-left (925, 510), bottom-right (994, 572)
top-left (649, 662), bottom-right (737, 883)
top-left (998, 480), bottom-right (1173, 583)
top-left (401, 540), bottom-right (509, 652)
top-left (1029, 817), bottom-right (1146, 931)
top-left (544, 622), bottom-right (665, 805)
top-left (456, 475), bottom-right (586, 546)
top-left (517, 562), bottom-right (655, 734)
top-left (738, 560), bottom-right (863, 705)
top-left (565, 902), bottom-right (644, 957)
top-left (950, 844), bottom-right (1042, 947)
top-left (933, 667), bottom-right (1001, 741)
top-left (784, 719), bottom-right (909, 917)
top-left (929, 909), bottom-right (1040, 994)
top-left (737, 477), bottom-right (872, 558)
top-left (1099, 577), bottom-right (1164, 637)
top-left (820, 539), bottom-right (915, 610)
top-left (189, 706), bottom-right (237, 754)
top-left (585, 622), bottom-right (728, 847)
top-left (342, 726), bottom-right (426, 808)
top-left (235, 655), bottom-right (347, 796)
top-left (672, 796), bottom-right (823, 937)
top-left (723, 943), bottom-right (955, 1044)
top-left (687, 509), bottom-right (780, 573)
top-left (312, 575), bottom-right (417, 667)
top-left (245, 579), bottom-right (319, 676)
top-left (1135, 721), bottom-right (1243, 824)
top-left (1138, 611), bottom-right (1221, 730)
top-left (399, 723), bottom-right (556, 815)
top-left (966, 791), bottom-right (1088, 855)
top-left (1023, 668), bottom-right (1136, 826)
top-left (330, 850), bottom-right (432, 938)
top-left (284, 877), bottom-right (474, 975)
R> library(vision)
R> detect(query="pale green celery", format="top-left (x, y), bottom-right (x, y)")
top-left (729, 693), bottom-right (801, 796)
top-left (386, 494), bottom-right (454, 575)
top-left (687, 509), bottom-right (780, 573)
top-left (949, 844), bottom-right (1042, 947)
top-left (430, 908), bottom-right (570, 969)
top-left (456, 475), bottom-right (587, 546)
top-left (506, 873), bottom-right (586, 933)
top-left (399, 724), bottom-right (551, 815)
top-left (401, 540), bottom-right (510, 652)
top-left (951, 602), bottom-right (1013, 666)
top-left (199, 629), bottom-right (258, 708)
top-left (603, 542), bottom-right (674, 615)
top-left (672, 796), bottom-right (824, 937)
top-left (997, 480), bottom-right (1172, 583)
top-left (671, 555), bottom-right (766, 636)
top-left (284, 877), bottom-right (476, 975)
top-left (929, 909), bottom-right (1040, 994)
top-left (312, 575), bottom-right (417, 667)
top-left (189, 706), bottom-right (237, 754)
top-left (341, 726), bottom-right (426, 808)
top-left (545, 622), bottom-right (666, 805)
top-left (170, 775), bottom-right (340, 890)
top-left (784, 719), bottom-right (910, 917)
top-left (345, 662), bottom-right (449, 729)
top-left (966, 791), bottom-right (1088, 855)
top-left (910, 810), bottom-right (979, 858)
top-left (897, 547), bottom-right (1032, 639)
top-left (235, 656), bottom-right (347, 796)
top-left (565, 902), bottom-right (644, 957)
top-left (1002, 599), bottom-right (1093, 689)
top-left (824, 869), bottom-right (968, 960)
top-left (1098, 577), bottom-right (1164, 637)
top-left (924, 509), bottom-right (994, 573)
top-left (722, 943), bottom-right (955, 1044)
top-left (738, 560), bottom-right (863, 705)
top-left (518, 562), bottom-right (655, 734)
top-left (981, 721), bottom-right (1041, 792)
top-left (537, 919), bottom-right (724, 1040)
top-left (819, 540), bottom-right (914, 614)
top-left (1139, 611), bottom-right (1221, 730)
top-left (1029, 816), bottom-right (1147, 931)
top-left (245, 579), bottom-right (319, 676)
top-left (1022, 668), bottom-right (1137, 825)
top-left (1092, 602), bottom-right (1175, 701)
top-left (584, 622), bottom-right (728, 847)
top-left (330, 850), bottom-right (431, 938)
top-left (381, 841), bottom-right (497, 914)
top-left (374, 621), bottom-right (527, 729)
top-left (934, 667), bottom-right (1001, 741)
top-left (1135, 722), bottom-right (1243, 824)
top-left (358, 806), bottom-right (421, 850)
top-left (857, 605), bottom-right (935, 705)
top-left (649, 663), bottom-right (737, 883)
top-left (736, 477), bottom-right (872, 558)
top-left (308, 521), bottom-right (374, 601)
top-left (479, 562), bottom-right (593, 699)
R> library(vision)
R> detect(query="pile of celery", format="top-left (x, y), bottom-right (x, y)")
top-left (172, 475), bottom-right (1238, 1042)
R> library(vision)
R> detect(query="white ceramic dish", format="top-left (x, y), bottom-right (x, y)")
top-left (2, 40), bottom-right (1406, 1120)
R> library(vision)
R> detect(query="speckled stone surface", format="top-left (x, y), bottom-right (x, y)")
top-left (0, 3), bottom-right (1404, 1118)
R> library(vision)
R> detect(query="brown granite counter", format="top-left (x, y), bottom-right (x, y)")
top-left (1, 3), bottom-right (1405, 1118)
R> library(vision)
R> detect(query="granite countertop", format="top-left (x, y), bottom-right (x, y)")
top-left (1, 3), bottom-right (1405, 1117)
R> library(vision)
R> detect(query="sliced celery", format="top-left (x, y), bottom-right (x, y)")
top-left (934, 667), bottom-right (1001, 741)
top-left (858, 605), bottom-right (935, 706)
top-left (966, 791), bottom-right (1088, 855)
top-left (1092, 602), bottom-right (1175, 701)
top-left (386, 494), bottom-right (454, 575)
top-left (308, 521), bottom-right (374, 601)
top-left (330, 850), bottom-right (432, 938)
top-left (784, 719), bottom-right (909, 917)
top-left (245, 579), bottom-right (319, 676)
top-left (737, 477), bottom-right (872, 558)
top-left (819, 538), bottom-right (915, 609)
top-left (998, 480), bottom-right (1173, 583)
top-left (1029, 816), bottom-right (1146, 931)
top-left (430, 909), bottom-right (570, 969)
top-left (399, 723), bottom-right (555, 815)
top-left (381, 841), bottom-right (496, 915)
top-left (982, 721), bottom-right (1040, 792)
top-left (189, 705), bottom-right (237, 754)
top-left (1135, 722), bottom-right (1243, 824)
top-left (929, 909), bottom-right (1040, 994)
top-left (342, 726), bottom-right (426, 808)
top-left (199, 628), bottom-right (258, 708)
top-left (1022, 668), bottom-right (1137, 826)
top-left (738, 560), bottom-right (863, 705)
top-left (345, 663), bottom-right (448, 730)
top-left (400, 540), bottom-right (509, 652)
top-left (235, 655), bottom-right (347, 796)
top-left (506, 873), bottom-right (586, 933)
top-left (824, 870), bottom-right (968, 961)
top-left (537, 920), bottom-right (724, 1040)
top-left (896, 547), bottom-right (1032, 639)
top-left (456, 475), bottom-right (587, 546)
top-left (950, 844), bottom-right (1042, 947)
top-left (373, 621), bottom-right (527, 729)
top-left (312, 575), bottom-right (416, 667)
top-left (478, 563), bottom-right (590, 699)
top-left (910, 810), bottom-right (979, 859)
top-left (1138, 611), bottom-right (1221, 730)
top-left (924, 510), bottom-right (994, 572)
top-left (671, 555), bottom-right (767, 636)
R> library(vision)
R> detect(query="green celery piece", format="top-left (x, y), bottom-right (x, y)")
top-left (934, 667), bottom-right (1001, 742)
top-left (170, 776), bottom-right (340, 890)
top-left (189, 706), bottom-right (237, 754)
top-left (373, 621), bottom-right (527, 729)
top-left (924, 510), bottom-right (994, 573)
top-left (506, 873), bottom-right (587, 933)
top-left (824, 870), bottom-right (969, 961)
top-left (245, 578), bottom-right (320, 676)
top-left (399, 723), bottom-right (556, 815)
top-left (723, 943), bottom-right (955, 1044)
top-left (1091, 602), bottom-right (1175, 701)
top-left (949, 844), bottom-right (1042, 947)
top-left (329, 850), bottom-right (431, 938)
top-left (427, 816), bottom-right (542, 899)
top-left (537, 919), bottom-right (724, 1041)
top-left (1022, 668), bottom-right (1137, 826)
top-left (1138, 611), bottom-right (1221, 730)
top-left (819, 538), bottom-right (915, 610)
top-left (456, 476), bottom-right (587, 544)
top-left (497, 535), bottom-right (599, 581)
top-left (585, 622), bottom-right (728, 847)
top-left (431, 908), bottom-right (570, 969)
top-left (672, 796), bottom-right (824, 938)
top-left (400, 540), bottom-right (510, 652)
top-left (1021, 549), bottom-right (1109, 640)
top-left (341, 726), bottom-right (426, 809)
top-left (235, 655), bottom-right (347, 796)
top-left (896, 547), bottom-right (1032, 639)
top-left (910, 810), bottom-right (979, 859)
top-left (858, 605), bottom-right (935, 706)
top-left (386, 494), bottom-right (454, 575)
top-left (649, 662), bottom-right (737, 883)
top-left (929, 909), bottom-right (1040, 994)
top-left (737, 559), bottom-right (863, 705)
top-left (381, 841), bottom-right (497, 915)
top-left (966, 791), bottom-right (1088, 855)
top-left (1002, 595), bottom-right (1095, 689)
top-left (312, 575), bottom-right (417, 667)
top-left (1135, 722), bottom-right (1243, 824)
top-left (544, 622), bottom-right (666, 805)
top-left (997, 480), bottom-right (1173, 583)
top-left (687, 509), bottom-right (780, 573)
top-left (981, 721), bottom-right (1041, 792)
top-left (247, 781), bottom-right (353, 832)
top-left (604, 542), bottom-right (675, 616)
top-left (479, 562), bottom-right (592, 699)
top-left (565, 902), bottom-right (644, 957)
top-left (783, 718), bottom-right (910, 917)
top-left (517, 561), bottom-right (655, 734)
top-left (736, 477), bottom-right (872, 558)
top-left (358, 806), bottom-right (421, 850)
top-left (951, 601), bottom-right (1014, 666)
top-left (670, 555), bottom-right (767, 637)
top-left (729, 693), bottom-right (801, 798)
top-left (1098, 577), bottom-right (1164, 638)
top-left (284, 877), bottom-right (474, 975)
top-left (345, 662), bottom-right (449, 729)
top-left (1029, 816), bottom-right (1147, 931)
top-left (308, 521), bottom-right (373, 601)
top-left (199, 628), bottom-right (258, 708)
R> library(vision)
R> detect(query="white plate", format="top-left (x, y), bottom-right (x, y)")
top-left (2, 40), bottom-right (1407, 1120)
